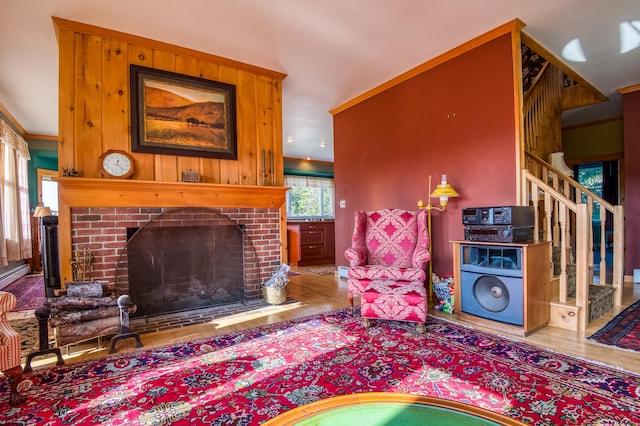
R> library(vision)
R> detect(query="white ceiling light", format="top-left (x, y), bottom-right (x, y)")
top-left (562, 38), bottom-right (587, 62)
top-left (620, 21), bottom-right (640, 54)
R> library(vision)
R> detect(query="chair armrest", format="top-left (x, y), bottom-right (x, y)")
top-left (412, 247), bottom-right (431, 270)
top-left (0, 291), bottom-right (17, 314)
top-left (345, 246), bottom-right (366, 267)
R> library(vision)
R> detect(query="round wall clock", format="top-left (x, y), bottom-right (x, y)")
top-left (99, 150), bottom-right (135, 179)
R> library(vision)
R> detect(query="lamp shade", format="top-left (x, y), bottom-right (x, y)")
top-left (33, 205), bottom-right (52, 217)
top-left (430, 174), bottom-right (459, 199)
top-left (431, 184), bottom-right (459, 198)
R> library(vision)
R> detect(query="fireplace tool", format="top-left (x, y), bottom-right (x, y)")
top-left (109, 294), bottom-right (143, 354)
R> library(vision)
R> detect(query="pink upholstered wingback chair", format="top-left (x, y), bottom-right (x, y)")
top-left (344, 209), bottom-right (430, 332)
top-left (0, 291), bottom-right (25, 405)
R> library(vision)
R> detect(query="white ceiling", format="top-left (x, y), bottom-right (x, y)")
top-left (1, 1), bottom-right (638, 163)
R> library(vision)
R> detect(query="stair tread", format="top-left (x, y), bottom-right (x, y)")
top-left (550, 297), bottom-right (579, 306)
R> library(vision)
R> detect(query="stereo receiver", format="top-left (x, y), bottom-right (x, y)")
top-left (462, 206), bottom-right (534, 227)
top-left (464, 225), bottom-right (534, 243)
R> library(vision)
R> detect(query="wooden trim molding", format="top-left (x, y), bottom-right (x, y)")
top-left (26, 134), bottom-right (58, 142)
top-left (263, 392), bottom-right (525, 426)
top-left (54, 178), bottom-right (288, 208)
top-left (330, 19), bottom-right (525, 115)
top-left (0, 102), bottom-right (26, 135)
top-left (521, 32), bottom-right (607, 104)
top-left (619, 83), bottom-right (640, 94)
top-left (52, 17), bottom-right (287, 82)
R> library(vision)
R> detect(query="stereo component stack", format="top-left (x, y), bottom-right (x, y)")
top-left (462, 206), bottom-right (534, 243)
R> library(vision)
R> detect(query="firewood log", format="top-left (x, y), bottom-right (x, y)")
top-left (65, 281), bottom-right (105, 298)
top-left (44, 297), bottom-right (117, 310)
top-left (53, 317), bottom-right (120, 346)
top-left (49, 306), bottom-right (121, 327)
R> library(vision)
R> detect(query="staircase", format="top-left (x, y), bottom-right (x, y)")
top-left (518, 42), bottom-right (624, 332)
top-left (521, 155), bottom-right (624, 331)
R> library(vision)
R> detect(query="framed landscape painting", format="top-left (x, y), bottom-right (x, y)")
top-left (130, 65), bottom-right (237, 159)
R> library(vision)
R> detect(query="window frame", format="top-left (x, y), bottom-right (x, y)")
top-left (37, 168), bottom-right (58, 215)
top-left (284, 175), bottom-right (335, 221)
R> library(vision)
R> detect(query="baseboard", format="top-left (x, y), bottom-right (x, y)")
top-left (0, 263), bottom-right (31, 290)
top-left (624, 274), bottom-right (639, 287)
top-left (337, 265), bottom-right (349, 279)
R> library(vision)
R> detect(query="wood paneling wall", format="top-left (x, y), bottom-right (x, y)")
top-left (53, 17), bottom-right (286, 186)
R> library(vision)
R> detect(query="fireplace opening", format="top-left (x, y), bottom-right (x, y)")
top-left (114, 208), bottom-right (261, 318)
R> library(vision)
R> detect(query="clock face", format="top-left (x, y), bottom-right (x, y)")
top-left (101, 151), bottom-right (133, 178)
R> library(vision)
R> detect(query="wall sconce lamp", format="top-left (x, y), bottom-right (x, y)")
top-left (417, 174), bottom-right (460, 301)
top-left (418, 174), bottom-right (459, 213)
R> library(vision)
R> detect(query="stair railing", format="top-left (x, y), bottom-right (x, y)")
top-left (522, 153), bottom-right (624, 331)
top-left (523, 63), bottom-right (564, 159)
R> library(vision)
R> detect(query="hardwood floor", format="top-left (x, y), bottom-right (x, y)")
top-left (25, 269), bottom-right (640, 375)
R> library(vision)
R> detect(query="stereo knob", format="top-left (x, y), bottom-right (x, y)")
top-left (502, 228), bottom-right (511, 237)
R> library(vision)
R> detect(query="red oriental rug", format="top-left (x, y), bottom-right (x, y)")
top-left (2, 274), bottom-right (45, 311)
top-left (589, 299), bottom-right (640, 353)
top-left (3, 308), bottom-right (640, 425)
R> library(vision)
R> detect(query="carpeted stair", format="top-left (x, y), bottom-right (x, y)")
top-left (552, 247), bottom-right (614, 322)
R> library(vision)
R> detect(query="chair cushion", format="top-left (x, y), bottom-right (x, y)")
top-left (363, 209), bottom-right (419, 268)
top-left (348, 265), bottom-right (426, 282)
top-left (347, 278), bottom-right (372, 295)
top-left (360, 281), bottom-right (427, 323)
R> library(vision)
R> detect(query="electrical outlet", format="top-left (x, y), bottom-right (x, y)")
top-left (339, 199), bottom-right (346, 208)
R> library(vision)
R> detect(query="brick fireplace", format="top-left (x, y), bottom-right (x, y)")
top-left (55, 178), bottom-right (289, 317)
top-left (71, 206), bottom-right (280, 317)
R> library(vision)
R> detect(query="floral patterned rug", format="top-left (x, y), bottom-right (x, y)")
top-left (589, 299), bottom-right (640, 353)
top-left (3, 308), bottom-right (640, 425)
top-left (3, 274), bottom-right (45, 311)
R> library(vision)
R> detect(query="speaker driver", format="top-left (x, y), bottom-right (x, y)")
top-left (473, 275), bottom-right (510, 313)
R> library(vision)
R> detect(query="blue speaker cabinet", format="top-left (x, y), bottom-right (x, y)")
top-left (452, 240), bottom-right (551, 336)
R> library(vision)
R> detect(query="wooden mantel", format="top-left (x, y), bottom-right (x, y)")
top-left (54, 177), bottom-right (289, 284)
top-left (55, 178), bottom-right (288, 208)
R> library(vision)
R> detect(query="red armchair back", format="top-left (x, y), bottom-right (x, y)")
top-left (345, 209), bottom-right (430, 299)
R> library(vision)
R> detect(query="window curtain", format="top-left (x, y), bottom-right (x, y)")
top-left (0, 120), bottom-right (32, 267)
top-left (284, 175), bottom-right (334, 189)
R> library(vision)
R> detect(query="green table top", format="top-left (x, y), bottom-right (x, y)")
top-left (263, 393), bottom-right (524, 426)
top-left (292, 402), bottom-right (504, 426)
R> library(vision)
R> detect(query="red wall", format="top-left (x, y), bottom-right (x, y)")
top-left (333, 33), bottom-right (518, 276)
top-left (622, 89), bottom-right (640, 275)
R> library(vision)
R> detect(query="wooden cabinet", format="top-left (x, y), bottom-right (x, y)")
top-left (452, 240), bottom-right (551, 336)
top-left (287, 221), bottom-right (335, 266)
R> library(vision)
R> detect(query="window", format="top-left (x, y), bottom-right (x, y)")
top-left (285, 175), bottom-right (334, 220)
top-left (577, 162), bottom-right (603, 221)
top-left (37, 168), bottom-right (58, 215)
